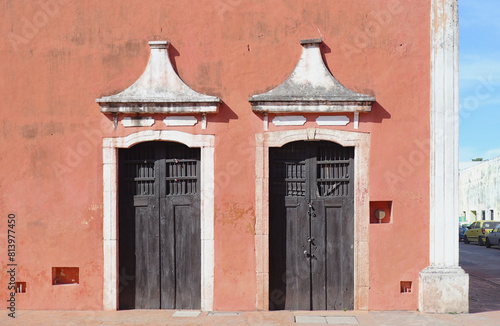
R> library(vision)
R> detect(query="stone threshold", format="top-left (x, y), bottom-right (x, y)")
top-left (295, 315), bottom-right (359, 324)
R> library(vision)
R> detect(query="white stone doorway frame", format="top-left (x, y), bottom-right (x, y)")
top-left (254, 128), bottom-right (370, 310)
top-left (102, 130), bottom-right (215, 311)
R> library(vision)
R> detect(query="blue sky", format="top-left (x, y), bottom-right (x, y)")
top-left (459, 0), bottom-right (500, 161)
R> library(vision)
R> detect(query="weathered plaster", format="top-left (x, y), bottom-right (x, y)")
top-left (102, 130), bottom-right (215, 311)
top-left (254, 128), bottom-right (370, 310)
top-left (0, 1), bottom-right (434, 311)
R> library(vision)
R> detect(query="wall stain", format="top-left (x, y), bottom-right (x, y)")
top-left (101, 40), bottom-right (143, 66)
top-left (42, 121), bottom-right (65, 136)
top-left (216, 203), bottom-right (255, 234)
top-left (3, 120), bottom-right (12, 139)
top-left (88, 203), bottom-right (103, 211)
top-left (20, 124), bottom-right (38, 139)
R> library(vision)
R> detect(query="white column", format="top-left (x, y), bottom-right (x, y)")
top-left (419, 0), bottom-right (468, 313)
top-left (200, 144), bottom-right (215, 311)
top-left (103, 143), bottom-right (118, 310)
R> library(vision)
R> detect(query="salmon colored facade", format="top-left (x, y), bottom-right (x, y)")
top-left (0, 0), bottom-right (467, 313)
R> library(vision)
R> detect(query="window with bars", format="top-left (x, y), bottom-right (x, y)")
top-left (316, 145), bottom-right (353, 197)
top-left (270, 141), bottom-right (353, 198)
top-left (122, 143), bottom-right (156, 197)
top-left (166, 158), bottom-right (198, 195)
top-left (120, 142), bottom-right (200, 197)
top-left (270, 145), bottom-right (307, 197)
top-left (269, 160), bottom-right (307, 197)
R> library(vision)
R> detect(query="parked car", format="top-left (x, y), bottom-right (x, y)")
top-left (463, 221), bottom-right (500, 245)
top-left (486, 225), bottom-right (500, 248)
top-left (459, 223), bottom-right (470, 241)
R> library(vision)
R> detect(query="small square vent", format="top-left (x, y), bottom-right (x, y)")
top-left (400, 281), bottom-right (412, 293)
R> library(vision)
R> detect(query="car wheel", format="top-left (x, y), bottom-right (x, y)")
top-left (486, 238), bottom-right (492, 248)
top-left (479, 237), bottom-right (484, 246)
top-left (464, 236), bottom-right (470, 244)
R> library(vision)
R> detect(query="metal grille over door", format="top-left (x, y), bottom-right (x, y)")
top-left (269, 141), bottom-right (354, 310)
top-left (118, 141), bottom-right (201, 310)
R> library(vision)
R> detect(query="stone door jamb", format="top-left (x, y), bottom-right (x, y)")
top-left (102, 130), bottom-right (215, 311)
top-left (254, 128), bottom-right (370, 310)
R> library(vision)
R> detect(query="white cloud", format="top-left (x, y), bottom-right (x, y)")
top-left (460, 59), bottom-right (500, 83)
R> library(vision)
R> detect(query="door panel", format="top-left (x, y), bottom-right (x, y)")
top-left (159, 195), bottom-right (175, 308)
top-left (269, 143), bottom-right (309, 310)
top-left (324, 204), bottom-right (343, 310)
top-left (135, 198), bottom-right (160, 309)
top-left (284, 200), bottom-right (310, 310)
top-left (172, 197), bottom-right (201, 309)
top-left (269, 141), bottom-right (354, 311)
top-left (310, 199), bottom-right (328, 310)
top-left (119, 142), bottom-right (200, 310)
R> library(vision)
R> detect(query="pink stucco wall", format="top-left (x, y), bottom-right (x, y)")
top-left (0, 0), bottom-right (430, 310)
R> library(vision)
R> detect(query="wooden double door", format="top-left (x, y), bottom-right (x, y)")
top-left (118, 142), bottom-right (201, 309)
top-left (269, 141), bottom-right (354, 311)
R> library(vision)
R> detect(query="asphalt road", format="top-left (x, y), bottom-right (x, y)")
top-left (459, 241), bottom-right (500, 313)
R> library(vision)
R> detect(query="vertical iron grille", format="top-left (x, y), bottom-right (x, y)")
top-left (165, 144), bottom-right (200, 196)
top-left (270, 144), bottom-right (307, 197)
top-left (317, 144), bottom-right (353, 197)
top-left (122, 143), bottom-right (156, 196)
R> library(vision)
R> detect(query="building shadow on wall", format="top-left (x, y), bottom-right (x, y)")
top-left (363, 102), bottom-right (391, 123)
top-left (209, 101), bottom-right (239, 123)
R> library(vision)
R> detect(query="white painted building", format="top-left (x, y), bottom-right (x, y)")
top-left (459, 157), bottom-right (500, 222)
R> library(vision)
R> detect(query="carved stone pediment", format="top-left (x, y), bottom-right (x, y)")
top-left (97, 41), bottom-right (220, 118)
top-left (249, 39), bottom-right (375, 114)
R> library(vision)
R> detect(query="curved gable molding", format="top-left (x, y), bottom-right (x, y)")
top-left (96, 41), bottom-right (220, 115)
top-left (249, 39), bottom-right (375, 114)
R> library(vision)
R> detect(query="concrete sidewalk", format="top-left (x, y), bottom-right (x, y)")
top-left (1, 309), bottom-right (498, 326)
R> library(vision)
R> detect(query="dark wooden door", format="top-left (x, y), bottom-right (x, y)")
top-left (118, 142), bottom-right (201, 310)
top-left (269, 141), bottom-right (354, 311)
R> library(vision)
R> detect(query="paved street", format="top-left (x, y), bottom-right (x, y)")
top-left (459, 241), bottom-right (500, 313)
